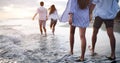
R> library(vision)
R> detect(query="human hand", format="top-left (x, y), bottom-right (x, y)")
top-left (89, 14), bottom-right (92, 22)
top-left (32, 17), bottom-right (34, 21)
top-left (69, 14), bottom-right (73, 25)
top-left (69, 17), bottom-right (72, 25)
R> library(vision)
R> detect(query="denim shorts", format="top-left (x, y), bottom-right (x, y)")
top-left (93, 16), bottom-right (114, 29)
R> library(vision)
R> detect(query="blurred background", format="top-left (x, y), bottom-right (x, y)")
top-left (0, 0), bottom-right (68, 20)
top-left (0, 0), bottom-right (120, 20)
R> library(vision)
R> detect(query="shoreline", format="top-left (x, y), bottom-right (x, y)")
top-left (0, 19), bottom-right (120, 63)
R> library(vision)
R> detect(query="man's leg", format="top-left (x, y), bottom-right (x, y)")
top-left (91, 28), bottom-right (99, 55)
top-left (106, 27), bottom-right (116, 59)
top-left (105, 20), bottom-right (116, 59)
top-left (43, 21), bottom-right (47, 36)
top-left (91, 16), bottom-right (102, 55)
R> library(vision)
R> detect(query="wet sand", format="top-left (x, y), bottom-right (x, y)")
top-left (0, 19), bottom-right (120, 63)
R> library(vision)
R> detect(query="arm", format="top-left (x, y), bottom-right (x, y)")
top-left (32, 13), bottom-right (37, 20)
top-left (89, 0), bottom-right (99, 21)
top-left (69, 0), bottom-right (75, 14)
top-left (89, 3), bottom-right (96, 21)
top-left (68, 13), bottom-right (73, 25)
top-left (46, 9), bottom-right (48, 21)
top-left (89, 3), bottom-right (95, 14)
top-left (32, 8), bottom-right (39, 20)
top-left (68, 0), bottom-right (75, 25)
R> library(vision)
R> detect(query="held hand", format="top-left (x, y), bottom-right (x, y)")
top-left (68, 14), bottom-right (73, 25)
top-left (32, 17), bottom-right (34, 21)
top-left (69, 17), bottom-right (72, 25)
top-left (89, 14), bottom-right (92, 22)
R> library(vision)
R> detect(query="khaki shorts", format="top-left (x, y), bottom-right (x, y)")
top-left (93, 16), bottom-right (114, 29)
top-left (39, 20), bottom-right (46, 27)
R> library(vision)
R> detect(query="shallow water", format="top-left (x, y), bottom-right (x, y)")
top-left (0, 19), bottom-right (120, 63)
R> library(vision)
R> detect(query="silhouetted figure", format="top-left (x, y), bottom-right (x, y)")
top-left (48, 4), bottom-right (59, 35)
top-left (32, 1), bottom-right (48, 36)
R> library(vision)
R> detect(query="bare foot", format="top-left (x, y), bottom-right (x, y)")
top-left (88, 45), bottom-right (97, 56)
top-left (75, 57), bottom-right (84, 62)
top-left (70, 51), bottom-right (73, 55)
top-left (88, 45), bottom-right (92, 51)
top-left (106, 56), bottom-right (116, 60)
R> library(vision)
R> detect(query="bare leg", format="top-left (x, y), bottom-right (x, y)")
top-left (91, 27), bottom-right (99, 55)
top-left (52, 26), bottom-right (55, 35)
top-left (39, 21), bottom-right (43, 35)
top-left (69, 25), bottom-right (76, 55)
top-left (43, 27), bottom-right (47, 36)
top-left (50, 21), bottom-right (53, 29)
top-left (52, 21), bottom-right (57, 35)
top-left (106, 27), bottom-right (116, 59)
top-left (42, 21), bottom-right (47, 36)
top-left (79, 28), bottom-right (86, 61)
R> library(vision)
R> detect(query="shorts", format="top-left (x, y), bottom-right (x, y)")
top-left (50, 19), bottom-right (57, 28)
top-left (93, 16), bottom-right (114, 29)
top-left (39, 20), bottom-right (46, 27)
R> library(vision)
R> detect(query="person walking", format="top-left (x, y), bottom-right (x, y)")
top-left (90, 0), bottom-right (119, 60)
top-left (48, 4), bottom-right (59, 35)
top-left (32, 1), bottom-right (48, 36)
top-left (61, 0), bottom-right (93, 61)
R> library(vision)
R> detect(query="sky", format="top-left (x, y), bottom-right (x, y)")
top-left (0, 0), bottom-right (120, 20)
top-left (0, 0), bottom-right (68, 20)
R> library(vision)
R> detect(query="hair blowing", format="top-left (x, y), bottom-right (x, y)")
top-left (49, 5), bottom-right (56, 15)
top-left (78, 0), bottom-right (90, 9)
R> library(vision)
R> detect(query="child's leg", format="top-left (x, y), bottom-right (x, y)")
top-left (43, 21), bottom-right (47, 36)
top-left (52, 20), bottom-right (57, 35)
top-left (39, 20), bottom-right (43, 35)
top-left (50, 19), bottom-right (53, 29)
top-left (43, 27), bottom-right (46, 36)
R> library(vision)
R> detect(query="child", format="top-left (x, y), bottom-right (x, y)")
top-left (32, 1), bottom-right (48, 36)
top-left (48, 4), bottom-right (59, 35)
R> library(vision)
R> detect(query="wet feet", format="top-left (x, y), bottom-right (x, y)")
top-left (88, 45), bottom-right (97, 56)
top-left (106, 56), bottom-right (116, 60)
top-left (75, 58), bottom-right (84, 62)
top-left (91, 51), bottom-right (98, 56)
top-left (52, 32), bottom-right (54, 35)
top-left (69, 51), bottom-right (73, 55)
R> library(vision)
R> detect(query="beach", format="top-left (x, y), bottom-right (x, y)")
top-left (0, 19), bottom-right (120, 63)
